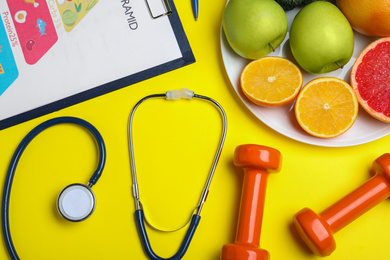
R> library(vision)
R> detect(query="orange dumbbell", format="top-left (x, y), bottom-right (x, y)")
top-left (293, 153), bottom-right (390, 257)
top-left (221, 144), bottom-right (282, 260)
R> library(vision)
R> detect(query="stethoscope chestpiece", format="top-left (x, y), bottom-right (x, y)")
top-left (57, 183), bottom-right (96, 222)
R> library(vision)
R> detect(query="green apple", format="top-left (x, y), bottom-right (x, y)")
top-left (289, 1), bottom-right (354, 74)
top-left (222, 0), bottom-right (288, 60)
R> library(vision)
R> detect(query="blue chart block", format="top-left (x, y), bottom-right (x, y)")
top-left (0, 17), bottom-right (18, 96)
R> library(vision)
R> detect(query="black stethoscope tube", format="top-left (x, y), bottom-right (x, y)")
top-left (1, 117), bottom-right (106, 260)
top-left (135, 209), bottom-right (201, 260)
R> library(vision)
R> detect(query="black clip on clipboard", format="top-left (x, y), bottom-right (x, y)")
top-left (145, 0), bottom-right (172, 19)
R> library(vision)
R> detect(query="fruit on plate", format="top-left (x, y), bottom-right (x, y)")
top-left (295, 77), bottom-right (358, 138)
top-left (222, 0), bottom-right (288, 60)
top-left (240, 56), bottom-right (303, 107)
top-left (336, 0), bottom-right (390, 37)
top-left (275, 0), bottom-right (320, 11)
top-left (351, 37), bottom-right (390, 123)
top-left (289, 1), bottom-right (354, 74)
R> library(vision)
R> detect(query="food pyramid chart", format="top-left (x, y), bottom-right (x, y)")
top-left (0, 0), bottom-right (193, 130)
top-left (0, 0), bottom-right (99, 95)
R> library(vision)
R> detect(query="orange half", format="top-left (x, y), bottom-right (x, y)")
top-left (295, 77), bottom-right (358, 138)
top-left (240, 56), bottom-right (303, 107)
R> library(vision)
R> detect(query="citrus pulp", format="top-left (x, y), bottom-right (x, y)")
top-left (240, 57), bottom-right (303, 107)
top-left (295, 77), bottom-right (358, 138)
top-left (351, 37), bottom-right (390, 123)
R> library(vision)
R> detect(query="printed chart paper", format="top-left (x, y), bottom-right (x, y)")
top-left (0, 0), bottom-right (195, 130)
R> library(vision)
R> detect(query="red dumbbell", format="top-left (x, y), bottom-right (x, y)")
top-left (293, 153), bottom-right (390, 256)
top-left (221, 144), bottom-right (282, 260)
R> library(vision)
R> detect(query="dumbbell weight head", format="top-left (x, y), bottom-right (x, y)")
top-left (221, 243), bottom-right (269, 260)
top-left (233, 144), bottom-right (282, 173)
top-left (371, 153), bottom-right (390, 181)
top-left (293, 208), bottom-right (335, 257)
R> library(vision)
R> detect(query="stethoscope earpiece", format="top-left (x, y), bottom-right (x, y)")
top-left (57, 183), bottom-right (96, 222)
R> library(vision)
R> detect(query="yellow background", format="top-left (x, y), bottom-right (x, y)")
top-left (1, 0), bottom-right (390, 259)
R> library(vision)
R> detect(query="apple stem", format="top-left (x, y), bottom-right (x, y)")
top-left (335, 62), bottom-right (344, 69)
top-left (269, 43), bottom-right (275, 52)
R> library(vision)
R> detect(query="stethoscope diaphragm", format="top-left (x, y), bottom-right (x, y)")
top-left (57, 183), bottom-right (96, 222)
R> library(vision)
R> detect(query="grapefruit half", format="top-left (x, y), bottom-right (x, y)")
top-left (351, 37), bottom-right (390, 123)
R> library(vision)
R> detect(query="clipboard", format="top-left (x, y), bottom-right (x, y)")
top-left (0, 0), bottom-right (195, 130)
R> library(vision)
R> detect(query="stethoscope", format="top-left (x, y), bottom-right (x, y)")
top-left (1, 89), bottom-right (225, 260)
top-left (1, 117), bottom-right (106, 260)
top-left (128, 88), bottom-right (227, 260)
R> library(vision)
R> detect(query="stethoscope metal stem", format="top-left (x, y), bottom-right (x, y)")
top-left (193, 94), bottom-right (227, 215)
top-left (128, 93), bottom-right (165, 210)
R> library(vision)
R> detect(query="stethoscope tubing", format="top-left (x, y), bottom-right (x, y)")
top-left (1, 117), bottom-right (106, 260)
top-left (135, 209), bottom-right (201, 260)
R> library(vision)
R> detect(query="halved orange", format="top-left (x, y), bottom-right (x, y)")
top-left (295, 77), bottom-right (358, 138)
top-left (240, 56), bottom-right (303, 107)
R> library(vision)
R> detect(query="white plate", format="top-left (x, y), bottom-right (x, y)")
top-left (221, 7), bottom-right (390, 147)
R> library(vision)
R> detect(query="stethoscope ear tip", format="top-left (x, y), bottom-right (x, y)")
top-left (57, 183), bottom-right (96, 222)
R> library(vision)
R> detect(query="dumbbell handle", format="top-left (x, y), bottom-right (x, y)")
top-left (320, 174), bottom-right (390, 233)
top-left (235, 168), bottom-right (268, 246)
